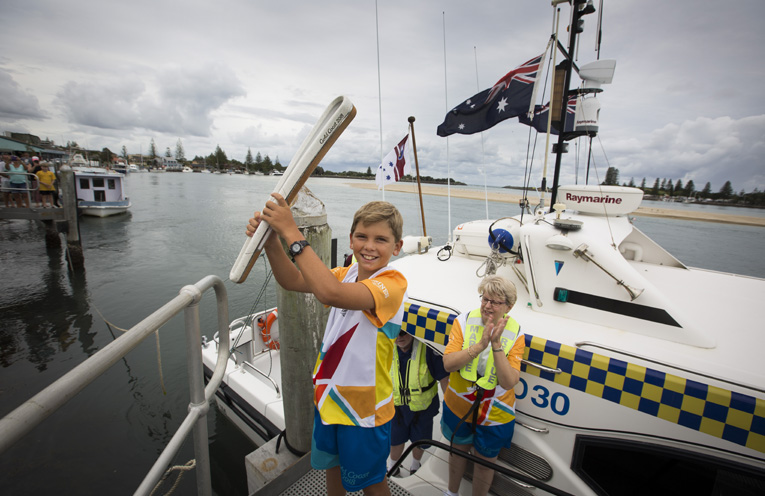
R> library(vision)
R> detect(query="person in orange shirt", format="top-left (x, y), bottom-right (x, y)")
top-left (441, 275), bottom-right (525, 496)
top-left (247, 197), bottom-right (407, 496)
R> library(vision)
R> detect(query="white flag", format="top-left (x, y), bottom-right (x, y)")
top-left (375, 134), bottom-right (411, 189)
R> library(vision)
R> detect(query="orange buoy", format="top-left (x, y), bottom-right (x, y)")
top-left (256, 309), bottom-right (279, 350)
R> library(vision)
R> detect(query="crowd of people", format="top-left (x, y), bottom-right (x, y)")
top-left (0, 152), bottom-right (61, 209)
top-left (246, 195), bottom-right (525, 496)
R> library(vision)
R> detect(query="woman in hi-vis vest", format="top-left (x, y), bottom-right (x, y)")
top-left (441, 275), bottom-right (525, 496)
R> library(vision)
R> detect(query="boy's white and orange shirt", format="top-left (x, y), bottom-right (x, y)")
top-left (312, 263), bottom-right (407, 428)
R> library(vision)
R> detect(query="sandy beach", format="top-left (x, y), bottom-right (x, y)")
top-left (347, 182), bottom-right (765, 227)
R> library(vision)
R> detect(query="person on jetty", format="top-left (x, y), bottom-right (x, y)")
top-left (6, 156), bottom-right (30, 208)
top-left (441, 275), bottom-right (525, 496)
top-left (0, 153), bottom-right (11, 207)
top-left (247, 195), bottom-right (407, 496)
top-left (29, 156), bottom-right (42, 207)
top-left (35, 162), bottom-right (57, 208)
top-left (387, 328), bottom-right (448, 477)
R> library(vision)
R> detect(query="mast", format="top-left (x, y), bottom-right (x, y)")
top-left (549, 0), bottom-right (596, 206)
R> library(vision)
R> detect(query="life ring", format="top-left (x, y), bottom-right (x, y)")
top-left (257, 309), bottom-right (279, 350)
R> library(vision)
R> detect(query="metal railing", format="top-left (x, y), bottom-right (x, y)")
top-left (388, 439), bottom-right (574, 496)
top-left (1, 172), bottom-right (40, 206)
top-left (0, 275), bottom-right (232, 496)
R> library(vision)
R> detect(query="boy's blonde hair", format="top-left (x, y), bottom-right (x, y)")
top-left (478, 275), bottom-right (517, 308)
top-left (351, 201), bottom-right (403, 242)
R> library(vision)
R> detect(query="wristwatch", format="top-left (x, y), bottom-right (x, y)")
top-left (289, 240), bottom-right (310, 259)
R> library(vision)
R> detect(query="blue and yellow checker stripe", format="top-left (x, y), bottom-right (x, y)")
top-left (399, 303), bottom-right (765, 454)
top-left (401, 302), bottom-right (455, 346)
top-left (522, 334), bottom-right (765, 454)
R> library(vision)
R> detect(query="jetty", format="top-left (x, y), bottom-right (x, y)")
top-left (0, 167), bottom-right (85, 268)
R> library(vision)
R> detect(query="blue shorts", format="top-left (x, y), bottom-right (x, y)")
top-left (440, 403), bottom-right (515, 458)
top-left (10, 182), bottom-right (26, 191)
top-left (391, 407), bottom-right (436, 448)
top-left (311, 409), bottom-right (391, 492)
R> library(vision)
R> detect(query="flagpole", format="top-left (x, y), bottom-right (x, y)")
top-left (538, 8), bottom-right (561, 213)
top-left (442, 11), bottom-right (452, 242)
top-left (474, 46), bottom-right (489, 220)
top-left (408, 116), bottom-right (427, 239)
top-left (375, 0), bottom-right (385, 200)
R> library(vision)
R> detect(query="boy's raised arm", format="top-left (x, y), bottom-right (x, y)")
top-left (256, 194), bottom-right (376, 311)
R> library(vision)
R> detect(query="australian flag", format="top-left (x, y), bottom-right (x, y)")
top-left (437, 53), bottom-right (544, 137)
top-left (519, 95), bottom-right (576, 136)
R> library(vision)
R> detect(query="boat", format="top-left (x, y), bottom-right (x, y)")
top-left (203, 2), bottom-right (765, 495)
top-left (72, 166), bottom-right (131, 217)
top-left (270, 170), bottom-right (284, 176)
top-left (69, 153), bottom-right (89, 167)
top-left (182, 166), bottom-right (193, 173)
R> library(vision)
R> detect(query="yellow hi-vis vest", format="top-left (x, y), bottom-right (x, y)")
top-left (460, 309), bottom-right (520, 390)
top-left (391, 339), bottom-right (438, 412)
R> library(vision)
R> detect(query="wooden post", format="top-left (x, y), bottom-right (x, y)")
top-left (42, 220), bottom-right (60, 248)
top-left (245, 186), bottom-right (329, 494)
top-left (58, 166), bottom-right (85, 270)
top-left (277, 186), bottom-right (329, 453)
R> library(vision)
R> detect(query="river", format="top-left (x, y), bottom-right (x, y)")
top-left (0, 172), bottom-right (763, 495)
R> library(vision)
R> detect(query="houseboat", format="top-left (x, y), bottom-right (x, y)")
top-left (72, 166), bottom-right (131, 217)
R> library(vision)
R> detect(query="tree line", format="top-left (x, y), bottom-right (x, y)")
top-left (602, 167), bottom-right (764, 206)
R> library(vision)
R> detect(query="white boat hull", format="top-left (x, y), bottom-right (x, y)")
top-left (78, 200), bottom-right (131, 217)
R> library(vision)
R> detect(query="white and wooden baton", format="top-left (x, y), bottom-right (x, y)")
top-left (230, 95), bottom-right (356, 283)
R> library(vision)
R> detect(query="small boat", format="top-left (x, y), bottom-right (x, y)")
top-left (202, 311), bottom-right (284, 446)
top-left (72, 166), bottom-right (131, 217)
top-left (182, 166), bottom-right (193, 173)
top-left (69, 153), bottom-right (89, 167)
top-left (270, 170), bottom-right (283, 176)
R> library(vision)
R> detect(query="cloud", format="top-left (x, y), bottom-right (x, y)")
top-left (607, 115), bottom-right (765, 191)
top-left (55, 63), bottom-right (246, 137)
top-left (56, 78), bottom-right (146, 129)
top-left (0, 69), bottom-right (46, 120)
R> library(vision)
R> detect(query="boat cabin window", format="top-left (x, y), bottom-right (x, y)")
top-left (92, 178), bottom-right (105, 188)
top-left (79, 178), bottom-right (90, 189)
top-left (108, 179), bottom-right (116, 189)
top-left (94, 190), bottom-right (106, 202)
top-left (572, 436), bottom-right (765, 495)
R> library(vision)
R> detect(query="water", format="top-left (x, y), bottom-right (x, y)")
top-left (0, 173), bottom-right (763, 495)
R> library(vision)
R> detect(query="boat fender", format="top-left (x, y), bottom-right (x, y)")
top-left (256, 310), bottom-right (280, 350)
top-left (488, 228), bottom-right (515, 254)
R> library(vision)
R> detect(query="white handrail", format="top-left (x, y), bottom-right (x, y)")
top-left (0, 275), bottom-right (231, 496)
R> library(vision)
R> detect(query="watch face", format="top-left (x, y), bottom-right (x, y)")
top-left (290, 242), bottom-right (300, 254)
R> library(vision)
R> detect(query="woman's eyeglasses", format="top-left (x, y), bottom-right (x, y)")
top-left (480, 295), bottom-right (506, 307)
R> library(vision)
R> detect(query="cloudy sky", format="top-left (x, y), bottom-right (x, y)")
top-left (2, 0), bottom-right (763, 193)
